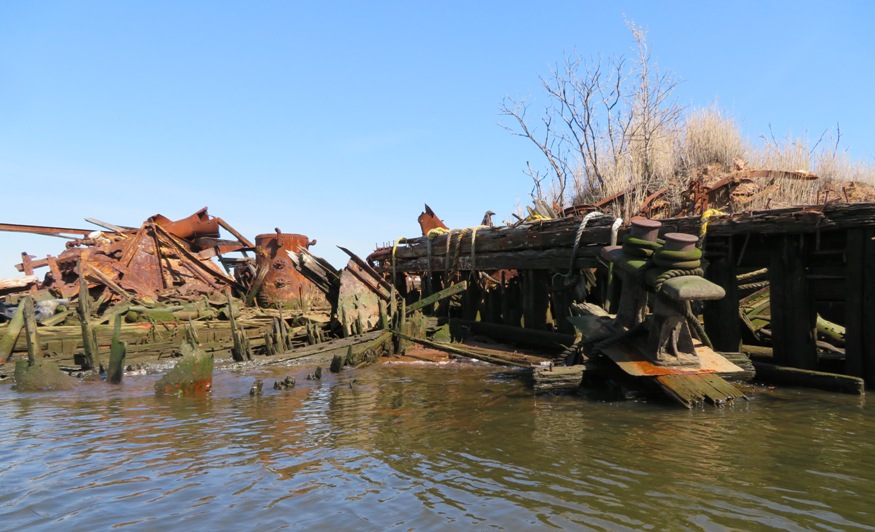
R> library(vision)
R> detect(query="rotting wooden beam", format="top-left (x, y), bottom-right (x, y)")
top-left (753, 361), bottom-right (865, 395)
top-left (77, 259), bottom-right (100, 372)
top-left (406, 281), bottom-right (467, 314)
top-left (107, 314), bottom-right (126, 384)
top-left (391, 331), bottom-right (541, 368)
top-left (0, 302), bottom-right (25, 362)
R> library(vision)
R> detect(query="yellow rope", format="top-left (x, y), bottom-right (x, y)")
top-left (699, 208), bottom-right (725, 238)
top-left (427, 227), bottom-right (449, 240)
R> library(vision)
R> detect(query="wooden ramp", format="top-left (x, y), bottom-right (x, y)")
top-left (568, 312), bottom-right (747, 408)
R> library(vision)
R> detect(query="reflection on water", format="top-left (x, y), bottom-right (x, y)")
top-left (1, 363), bottom-right (874, 529)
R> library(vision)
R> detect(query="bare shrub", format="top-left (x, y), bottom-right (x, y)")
top-left (500, 20), bottom-right (682, 217)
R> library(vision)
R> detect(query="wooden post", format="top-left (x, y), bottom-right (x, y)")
top-left (77, 260), bottom-right (100, 371)
top-left (502, 275), bottom-right (522, 327)
top-left (107, 314), bottom-right (126, 384)
top-left (845, 227), bottom-right (875, 385)
top-left (22, 296), bottom-right (42, 365)
top-left (704, 236), bottom-right (741, 352)
top-left (769, 235), bottom-right (817, 369)
top-left (522, 270), bottom-right (550, 330)
top-left (0, 302), bottom-right (25, 362)
top-left (461, 274), bottom-right (482, 321)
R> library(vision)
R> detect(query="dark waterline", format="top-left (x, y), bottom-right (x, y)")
top-left (1, 362), bottom-right (874, 530)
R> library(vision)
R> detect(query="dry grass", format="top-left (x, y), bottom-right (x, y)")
top-left (579, 107), bottom-right (875, 217)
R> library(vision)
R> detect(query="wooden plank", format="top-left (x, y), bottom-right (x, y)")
top-left (406, 281), bottom-right (467, 314)
top-left (654, 373), bottom-right (746, 408)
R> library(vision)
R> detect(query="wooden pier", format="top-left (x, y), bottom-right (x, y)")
top-left (368, 202), bottom-right (875, 393)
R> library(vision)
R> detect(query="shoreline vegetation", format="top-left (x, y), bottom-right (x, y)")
top-left (501, 20), bottom-right (875, 221)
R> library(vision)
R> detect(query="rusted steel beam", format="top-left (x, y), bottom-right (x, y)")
top-left (148, 207), bottom-right (220, 240)
top-left (214, 217), bottom-right (254, 248)
top-left (152, 223), bottom-right (240, 290)
top-left (0, 223), bottom-right (92, 238)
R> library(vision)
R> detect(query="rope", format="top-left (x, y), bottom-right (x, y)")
top-left (736, 267), bottom-right (768, 282)
top-left (610, 217), bottom-right (623, 246)
top-left (553, 212), bottom-right (605, 292)
top-left (427, 227), bottom-right (448, 240)
top-left (698, 208), bottom-right (725, 248)
top-left (738, 280), bottom-right (769, 291)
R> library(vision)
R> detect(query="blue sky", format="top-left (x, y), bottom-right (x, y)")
top-left (1, 1), bottom-right (873, 276)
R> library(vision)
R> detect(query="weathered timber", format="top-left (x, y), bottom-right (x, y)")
top-left (228, 293), bottom-right (251, 362)
top-left (753, 362), bottom-right (865, 395)
top-left (450, 319), bottom-right (576, 351)
top-left (845, 227), bottom-right (875, 383)
top-left (22, 296), bottom-right (42, 364)
top-left (654, 373), bottom-right (746, 408)
top-left (0, 275), bottom-right (38, 291)
top-left (523, 270), bottom-right (550, 330)
top-left (370, 217), bottom-right (615, 273)
top-left (392, 331), bottom-right (548, 367)
top-left (264, 329), bottom-right (387, 365)
top-left (107, 314), bottom-right (126, 384)
top-left (704, 236), bottom-right (741, 352)
top-left (381, 248), bottom-right (603, 273)
top-left (77, 262), bottom-right (100, 371)
top-left (769, 235), bottom-right (817, 370)
top-left (0, 302), bottom-right (25, 362)
top-left (406, 281), bottom-right (468, 314)
top-left (718, 352), bottom-right (756, 381)
top-left (669, 202), bottom-right (875, 237)
top-left (533, 365), bottom-right (585, 394)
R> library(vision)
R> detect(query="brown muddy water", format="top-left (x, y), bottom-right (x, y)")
top-left (2, 361), bottom-right (874, 530)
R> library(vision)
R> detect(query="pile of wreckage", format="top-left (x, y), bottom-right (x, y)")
top-left (3, 162), bottom-right (873, 406)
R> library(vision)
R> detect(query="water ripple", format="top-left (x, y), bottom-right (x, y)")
top-left (1, 366), bottom-right (874, 529)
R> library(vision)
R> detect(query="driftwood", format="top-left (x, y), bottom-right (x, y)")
top-left (0, 275), bottom-right (38, 291)
top-left (533, 365), bottom-right (585, 394)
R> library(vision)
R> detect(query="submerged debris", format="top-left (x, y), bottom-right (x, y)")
top-left (273, 376), bottom-right (296, 390)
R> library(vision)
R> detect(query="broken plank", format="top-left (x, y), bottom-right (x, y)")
top-left (752, 361), bottom-right (865, 395)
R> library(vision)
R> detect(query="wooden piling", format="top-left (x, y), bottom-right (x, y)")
top-left (845, 227), bottom-right (875, 385)
top-left (769, 235), bottom-right (817, 369)
top-left (523, 270), bottom-right (549, 330)
top-left (107, 314), bottom-right (126, 384)
top-left (0, 301), bottom-right (24, 362)
top-left (22, 296), bottom-right (42, 365)
top-left (77, 261), bottom-right (100, 371)
top-left (703, 236), bottom-right (741, 352)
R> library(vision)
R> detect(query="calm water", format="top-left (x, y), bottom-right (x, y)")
top-left (1, 361), bottom-right (874, 530)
